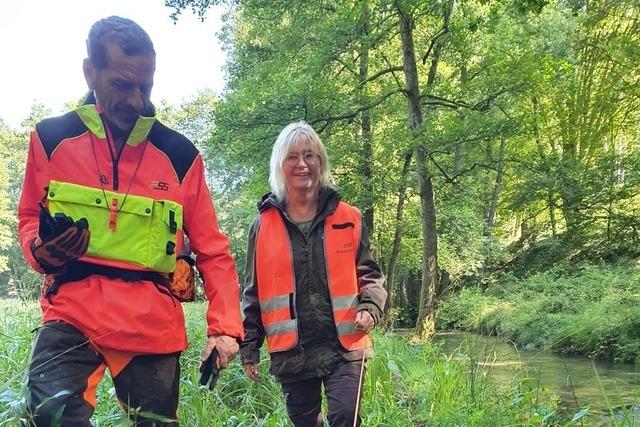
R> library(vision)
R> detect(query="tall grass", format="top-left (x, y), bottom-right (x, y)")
top-left (0, 299), bottom-right (39, 423)
top-left (1, 300), bottom-right (562, 426)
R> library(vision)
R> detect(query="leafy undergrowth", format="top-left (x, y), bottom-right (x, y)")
top-left (438, 263), bottom-right (640, 364)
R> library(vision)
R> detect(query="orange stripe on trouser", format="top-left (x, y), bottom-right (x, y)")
top-left (82, 363), bottom-right (107, 408)
top-left (98, 347), bottom-right (137, 377)
top-left (83, 345), bottom-right (136, 408)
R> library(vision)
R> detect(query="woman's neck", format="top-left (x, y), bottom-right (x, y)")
top-left (285, 189), bottom-right (318, 222)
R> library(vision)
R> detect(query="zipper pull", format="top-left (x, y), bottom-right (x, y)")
top-left (109, 198), bottom-right (118, 231)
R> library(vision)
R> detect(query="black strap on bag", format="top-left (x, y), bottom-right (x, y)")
top-left (45, 261), bottom-right (170, 299)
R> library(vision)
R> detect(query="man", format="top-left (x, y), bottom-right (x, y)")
top-left (18, 16), bottom-right (242, 426)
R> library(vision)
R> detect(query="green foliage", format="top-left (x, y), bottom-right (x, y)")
top-left (0, 299), bottom-right (40, 422)
top-left (553, 291), bottom-right (640, 363)
top-left (158, 1), bottom-right (640, 336)
top-left (0, 104), bottom-right (51, 297)
top-left (0, 121), bottom-right (16, 273)
top-left (438, 262), bottom-right (640, 362)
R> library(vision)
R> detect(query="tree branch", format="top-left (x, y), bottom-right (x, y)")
top-left (359, 66), bottom-right (404, 87)
top-left (420, 85), bottom-right (521, 111)
top-left (422, 0), bottom-right (454, 65)
top-left (308, 88), bottom-right (405, 131)
top-left (380, 52), bottom-right (405, 91)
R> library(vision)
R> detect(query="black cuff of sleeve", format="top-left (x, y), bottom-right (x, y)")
top-left (240, 349), bottom-right (260, 365)
top-left (177, 254), bottom-right (195, 266)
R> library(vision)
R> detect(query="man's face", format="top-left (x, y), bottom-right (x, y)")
top-left (84, 41), bottom-right (156, 134)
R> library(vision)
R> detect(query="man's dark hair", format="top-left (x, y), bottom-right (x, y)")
top-left (87, 16), bottom-right (155, 69)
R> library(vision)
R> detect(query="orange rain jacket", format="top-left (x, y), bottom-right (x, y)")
top-left (18, 95), bottom-right (243, 353)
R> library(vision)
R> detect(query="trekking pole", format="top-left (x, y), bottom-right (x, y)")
top-left (353, 349), bottom-right (367, 427)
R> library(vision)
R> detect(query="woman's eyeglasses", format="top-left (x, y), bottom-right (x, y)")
top-left (285, 152), bottom-right (319, 167)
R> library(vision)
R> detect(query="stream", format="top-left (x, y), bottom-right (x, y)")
top-left (438, 332), bottom-right (640, 423)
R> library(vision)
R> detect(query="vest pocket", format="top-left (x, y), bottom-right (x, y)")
top-left (46, 180), bottom-right (182, 273)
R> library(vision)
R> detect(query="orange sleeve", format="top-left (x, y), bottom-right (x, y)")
top-left (182, 155), bottom-right (244, 340)
top-left (18, 131), bottom-right (48, 273)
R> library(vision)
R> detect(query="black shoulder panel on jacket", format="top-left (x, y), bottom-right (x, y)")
top-left (35, 112), bottom-right (88, 159)
top-left (147, 121), bottom-right (199, 183)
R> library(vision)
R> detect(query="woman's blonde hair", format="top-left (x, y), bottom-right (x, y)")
top-left (269, 121), bottom-right (333, 201)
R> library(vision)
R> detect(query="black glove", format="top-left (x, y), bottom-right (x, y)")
top-left (38, 202), bottom-right (75, 242)
top-left (199, 348), bottom-right (221, 390)
top-left (32, 203), bottom-right (90, 272)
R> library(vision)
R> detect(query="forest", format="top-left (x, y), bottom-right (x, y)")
top-left (1, 0), bottom-right (639, 425)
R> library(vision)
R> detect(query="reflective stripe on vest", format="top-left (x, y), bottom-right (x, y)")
top-left (255, 201), bottom-right (371, 353)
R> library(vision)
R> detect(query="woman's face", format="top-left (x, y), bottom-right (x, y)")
top-left (283, 140), bottom-right (320, 195)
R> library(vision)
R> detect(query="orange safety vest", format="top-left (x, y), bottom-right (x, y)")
top-left (255, 201), bottom-right (372, 353)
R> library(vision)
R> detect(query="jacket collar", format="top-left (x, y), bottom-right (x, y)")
top-left (258, 187), bottom-right (341, 221)
top-left (74, 91), bottom-right (156, 147)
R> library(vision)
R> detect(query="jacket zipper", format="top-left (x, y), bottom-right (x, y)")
top-left (103, 121), bottom-right (126, 191)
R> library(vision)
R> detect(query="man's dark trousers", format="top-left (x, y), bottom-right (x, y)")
top-left (26, 321), bottom-right (180, 426)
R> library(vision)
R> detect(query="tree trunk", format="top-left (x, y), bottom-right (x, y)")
top-left (396, 274), bottom-right (407, 310)
top-left (360, 112), bottom-right (374, 232)
top-left (486, 139), bottom-right (506, 235)
top-left (415, 149), bottom-right (439, 339)
top-left (406, 270), bottom-right (421, 311)
top-left (384, 152), bottom-right (413, 317)
top-left (359, 0), bottom-right (374, 232)
top-left (397, 2), bottom-right (444, 339)
top-left (560, 175), bottom-right (580, 234)
top-left (532, 96), bottom-right (558, 238)
top-left (454, 142), bottom-right (464, 175)
top-left (453, 66), bottom-right (467, 175)
top-left (548, 192), bottom-right (557, 237)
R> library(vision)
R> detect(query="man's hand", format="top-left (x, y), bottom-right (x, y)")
top-left (200, 335), bottom-right (239, 369)
top-left (32, 208), bottom-right (90, 272)
top-left (243, 362), bottom-right (261, 382)
top-left (355, 310), bottom-right (375, 333)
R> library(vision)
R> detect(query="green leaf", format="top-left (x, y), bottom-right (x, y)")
top-left (571, 408), bottom-right (589, 422)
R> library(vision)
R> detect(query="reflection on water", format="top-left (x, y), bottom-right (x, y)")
top-left (437, 332), bottom-right (640, 419)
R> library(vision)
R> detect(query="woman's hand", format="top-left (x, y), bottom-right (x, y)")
top-left (355, 310), bottom-right (375, 333)
top-left (243, 362), bottom-right (262, 382)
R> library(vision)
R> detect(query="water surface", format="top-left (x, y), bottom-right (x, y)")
top-left (437, 332), bottom-right (640, 422)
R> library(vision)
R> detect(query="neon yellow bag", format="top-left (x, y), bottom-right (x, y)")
top-left (46, 180), bottom-right (183, 273)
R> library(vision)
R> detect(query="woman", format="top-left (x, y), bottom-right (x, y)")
top-left (240, 121), bottom-right (386, 427)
